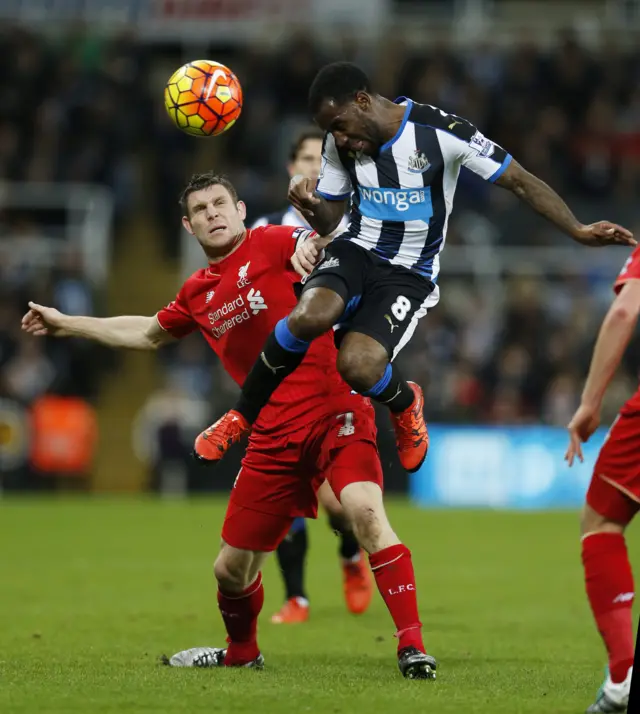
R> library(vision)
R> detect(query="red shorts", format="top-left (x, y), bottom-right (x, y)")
top-left (221, 395), bottom-right (382, 552)
top-left (586, 412), bottom-right (640, 524)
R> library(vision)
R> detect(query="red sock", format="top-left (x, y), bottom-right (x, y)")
top-left (369, 544), bottom-right (425, 654)
top-left (582, 532), bottom-right (635, 683)
top-left (217, 572), bottom-right (264, 666)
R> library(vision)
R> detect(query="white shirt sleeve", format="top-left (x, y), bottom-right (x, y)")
top-left (437, 118), bottom-right (512, 183)
top-left (316, 133), bottom-right (352, 200)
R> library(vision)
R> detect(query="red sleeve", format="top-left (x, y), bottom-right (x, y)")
top-left (156, 284), bottom-right (197, 338)
top-left (614, 246), bottom-right (640, 294)
top-left (251, 224), bottom-right (316, 271)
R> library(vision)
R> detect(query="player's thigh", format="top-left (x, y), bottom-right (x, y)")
top-left (343, 260), bottom-right (438, 361)
top-left (585, 412), bottom-right (640, 528)
top-left (319, 406), bottom-right (383, 502)
top-left (300, 240), bottom-right (370, 324)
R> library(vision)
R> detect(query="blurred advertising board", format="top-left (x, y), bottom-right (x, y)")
top-left (410, 425), bottom-right (609, 509)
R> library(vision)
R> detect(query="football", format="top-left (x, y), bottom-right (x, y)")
top-left (164, 60), bottom-right (243, 137)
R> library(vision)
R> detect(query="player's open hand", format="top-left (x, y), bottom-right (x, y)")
top-left (288, 175), bottom-right (321, 218)
top-left (565, 404), bottom-right (601, 466)
top-left (573, 221), bottom-right (636, 247)
top-left (21, 302), bottom-right (69, 337)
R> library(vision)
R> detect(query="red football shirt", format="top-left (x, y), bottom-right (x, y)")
top-left (156, 225), bottom-right (350, 432)
top-left (613, 245), bottom-right (640, 413)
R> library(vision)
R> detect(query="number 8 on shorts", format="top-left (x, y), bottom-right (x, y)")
top-left (391, 296), bottom-right (411, 322)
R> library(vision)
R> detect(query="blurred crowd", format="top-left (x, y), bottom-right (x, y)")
top-left (1, 23), bottom-right (640, 488)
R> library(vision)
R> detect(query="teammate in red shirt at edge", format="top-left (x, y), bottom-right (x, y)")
top-left (21, 172), bottom-right (436, 680)
top-left (566, 247), bottom-right (640, 713)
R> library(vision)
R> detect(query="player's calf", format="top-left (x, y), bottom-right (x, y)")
top-left (213, 544), bottom-right (268, 666)
top-left (336, 338), bottom-right (389, 394)
top-left (336, 480), bottom-right (436, 677)
top-left (337, 334), bottom-right (429, 472)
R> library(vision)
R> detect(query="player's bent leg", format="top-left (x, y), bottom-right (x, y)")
top-left (337, 331), bottom-right (429, 472)
top-left (194, 288), bottom-right (346, 463)
top-left (271, 518), bottom-right (311, 624)
top-left (319, 480), bottom-right (371, 615)
top-left (168, 501), bottom-right (294, 669)
top-left (329, 445), bottom-right (436, 680)
top-left (164, 543), bottom-right (268, 670)
top-left (582, 475), bottom-right (637, 712)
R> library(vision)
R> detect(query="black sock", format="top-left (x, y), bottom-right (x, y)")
top-left (236, 319), bottom-right (309, 424)
top-left (363, 362), bottom-right (415, 413)
top-left (328, 513), bottom-right (360, 561)
top-left (275, 520), bottom-right (308, 601)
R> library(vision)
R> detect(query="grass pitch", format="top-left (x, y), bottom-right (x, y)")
top-left (1, 497), bottom-right (638, 713)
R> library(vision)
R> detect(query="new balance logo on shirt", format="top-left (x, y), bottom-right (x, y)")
top-left (316, 98), bottom-right (512, 282)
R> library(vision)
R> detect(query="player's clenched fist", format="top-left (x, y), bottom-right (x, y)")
top-left (288, 174), bottom-right (321, 218)
top-left (21, 302), bottom-right (69, 337)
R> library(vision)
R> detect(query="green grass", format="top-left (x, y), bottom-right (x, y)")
top-left (0, 497), bottom-right (637, 713)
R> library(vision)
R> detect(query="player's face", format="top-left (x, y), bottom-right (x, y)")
top-left (182, 184), bottom-right (247, 256)
top-left (288, 138), bottom-right (323, 181)
top-left (315, 94), bottom-right (383, 156)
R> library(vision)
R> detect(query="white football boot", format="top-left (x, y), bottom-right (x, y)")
top-left (586, 666), bottom-right (632, 713)
top-left (161, 646), bottom-right (264, 669)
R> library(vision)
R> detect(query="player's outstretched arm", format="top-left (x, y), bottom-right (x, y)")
top-left (565, 279), bottom-right (640, 464)
top-left (288, 175), bottom-right (346, 237)
top-left (495, 160), bottom-right (635, 248)
top-left (21, 302), bottom-right (174, 350)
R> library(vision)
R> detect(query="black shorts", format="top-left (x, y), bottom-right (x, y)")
top-left (303, 239), bottom-right (439, 359)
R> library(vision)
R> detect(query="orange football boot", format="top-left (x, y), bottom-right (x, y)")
top-left (270, 597), bottom-right (310, 624)
top-left (194, 410), bottom-right (250, 463)
top-left (390, 381), bottom-right (429, 472)
top-left (343, 551), bottom-right (373, 615)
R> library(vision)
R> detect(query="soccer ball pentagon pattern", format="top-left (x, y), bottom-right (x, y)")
top-left (164, 60), bottom-right (243, 137)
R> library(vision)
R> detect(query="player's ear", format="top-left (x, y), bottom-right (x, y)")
top-left (237, 200), bottom-right (247, 221)
top-left (182, 215), bottom-right (194, 235)
top-left (354, 91), bottom-right (371, 111)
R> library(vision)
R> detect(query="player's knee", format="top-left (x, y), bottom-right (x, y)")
top-left (580, 503), bottom-right (626, 537)
top-left (288, 292), bottom-right (341, 341)
top-left (340, 482), bottom-right (399, 553)
top-left (337, 346), bottom-right (386, 393)
top-left (213, 552), bottom-right (252, 593)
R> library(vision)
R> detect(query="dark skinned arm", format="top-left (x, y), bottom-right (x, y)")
top-left (288, 176), bottom-right (347, 237)
top-left (495, 159), bottom-right (635, 247)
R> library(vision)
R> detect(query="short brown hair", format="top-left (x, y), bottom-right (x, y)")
top-left (289, 128), bottom-right (325, 162)
top-left (179, 172), bottom-right (239, 215)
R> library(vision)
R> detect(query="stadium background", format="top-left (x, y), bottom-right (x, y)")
top-left (1, 0), bottom-right (639, 505)
top-left (2, 3), bottom-right (640, 713)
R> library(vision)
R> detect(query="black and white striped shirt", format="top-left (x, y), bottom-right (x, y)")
top-left (316, 98), bottom-right (512, 281)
